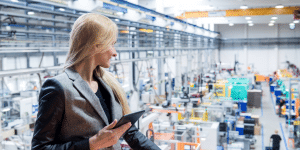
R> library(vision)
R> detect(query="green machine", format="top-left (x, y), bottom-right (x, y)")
top-left (226, 78), bottom-right (249, 101)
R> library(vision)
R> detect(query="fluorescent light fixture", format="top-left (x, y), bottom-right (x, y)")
top-left (229, 23), bottom-right (234, 26)
top-left (249, 23), bottom-right (254, 26)
top-left (28, 11), bottom-right (35, 15)
top-left (11, 0), bottom-right (18, 2)
top-left (271, 17), bottom-right (278, 20)
top-left (6, 26), bottom-right (11, 31)
top-left (275, 5), bottom-right (284, 8)
top-left (116, 12), bottom-right (124, 15)
top-left (2, 107), bottom-right (10, 112)
top-left (294, 20), bottom-right (300, 23)
top-left (59, 8), bottom-right (65, 11)
top-left (290, 23), bottom-right (295, 29)
top-left (270, 20), bottom-right (275, 23)
top-left (269, 23), bottom-right (274, 26)
top-left (247, 21), bottom-right (252, 23)
top-left (245, 17), bottom-right (251, 20)
top-left (240, 5), bottom-right (248, 9)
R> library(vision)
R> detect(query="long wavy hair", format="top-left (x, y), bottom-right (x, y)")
top-left (64, 13), bottom-right (131, 115)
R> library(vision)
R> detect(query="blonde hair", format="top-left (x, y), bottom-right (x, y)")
top-left (64, 13), bottom-right (131, 115)
top-left (275, 129), bottom-right (278, 134)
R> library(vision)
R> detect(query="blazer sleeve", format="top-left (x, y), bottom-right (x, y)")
top-left (123, 125), bottom-right (161, 150)
top-left (31, 78), bottom-right (90, 150)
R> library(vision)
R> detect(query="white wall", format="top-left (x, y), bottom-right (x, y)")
top-left (216, 23), bottom-right (300, 75)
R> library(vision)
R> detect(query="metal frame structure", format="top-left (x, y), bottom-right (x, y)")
top-left (221, 37), bottom-right (300, 49)
top-left (0, 0), bottom-right (219, 77)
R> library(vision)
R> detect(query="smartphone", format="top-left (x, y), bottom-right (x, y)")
top-left (112, 110), bottom-right (145, 129)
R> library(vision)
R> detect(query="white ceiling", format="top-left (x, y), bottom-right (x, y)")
top-left (196, 15), bottom-right (295, 24)
top-left (139, 0), bottom-right (300, 24)
top-left (163, 0), bottom-right (300, 11)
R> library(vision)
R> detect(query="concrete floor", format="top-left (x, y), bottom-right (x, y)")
top-left (250, 82), bottom-right (294, 150)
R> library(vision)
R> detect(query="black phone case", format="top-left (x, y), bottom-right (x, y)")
top-left (113, 110), bottom-right (145, 129)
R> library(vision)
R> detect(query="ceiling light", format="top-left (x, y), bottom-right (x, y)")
top-left (290, 23), bottom-right (295, 29)
top-left (249, 23), bottom-right (254, 26)
top-left (294, 20), bottom-right (300, 24)
top-left (271, 17), bottom-right (278, 20)
top-left (28, 12), bottom-right (35, 15)
top-left (6, 26), bottom-right (11, 31)
top-left (275, 5), bottom-right (284, 8)
top-left (269, 23), bottom-right (274, 26)
top-left (270, 20), bottom-right (275, 23)
top-left (11, 0), bottom-right (18, 2)
top-left (2, 107), bottom-right (10, 112)
top-left (59, 8), bottom-right (65, 11)
top-left (245, 17), bottom-right (251, 20)
top-left (229, 23), bottom-right (234, 26)
top-left (116, 12), bottom-right (124, 15)
top-left (240, 5), bottom-right (248, 9)
top-left (247, 21), bottom-right (252, 23)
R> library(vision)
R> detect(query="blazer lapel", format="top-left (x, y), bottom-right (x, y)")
top-left (65, 68), bottom-right (109, 126)
top-left (96, 76), bottom-right (123, 121)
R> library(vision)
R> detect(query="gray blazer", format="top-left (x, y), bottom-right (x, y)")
top-left (31, 68), bottom-right (161, 150)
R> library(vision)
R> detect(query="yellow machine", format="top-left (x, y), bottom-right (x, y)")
top-left (214, 80), bottom-right (228, 97)
top-left (202, 108), bottom-right (208, 121)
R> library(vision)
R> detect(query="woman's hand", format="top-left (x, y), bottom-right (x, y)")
top-left (89, 119), bottom-right (132, 150)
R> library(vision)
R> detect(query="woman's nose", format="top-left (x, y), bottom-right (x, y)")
top-left (112, 48), bottom-right (117, 57)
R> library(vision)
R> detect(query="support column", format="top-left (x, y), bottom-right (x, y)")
top-left (175, 56), bottom-right (182, 90)
top-left (275, 24), bottom-right (279, 70)
top-left (204, 50), bottom-right (208, 73)
top-left (157, 51), bottom-right (165, 96)
top-left (187, 50), bottom-right (192, 82)
top-left (129, 52), bottom-right (139, 112)
top-left (244, 45), bottom-right (248, 73)
top-left (198, 51), bottom-right (202, 74)
top-left (275, 45), bottom-right (279, 70)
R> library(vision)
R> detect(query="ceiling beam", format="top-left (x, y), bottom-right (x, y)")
top-left (176, 6), bottom-right (300, 19)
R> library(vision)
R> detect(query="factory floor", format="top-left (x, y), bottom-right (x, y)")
top-left (249, 82), bottom-right (292, 150)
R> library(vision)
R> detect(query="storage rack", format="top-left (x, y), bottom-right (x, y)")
top-left (0, 0), bottom-right (219, 78)
top-left (221, 37), bottom-right (300, 50)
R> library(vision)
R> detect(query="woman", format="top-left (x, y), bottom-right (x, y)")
top-left (31, 13), bottom-right (160, 150)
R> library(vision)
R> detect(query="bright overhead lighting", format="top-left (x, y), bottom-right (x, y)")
top-left (2, 107), bottom-right (10, 112)
top-left (116, 12), bottom-right (124, 15)
top-left (11, 0), bottom-right (18, 2)
top-left (247, 21), bottom-right (252, 23)
top-left (229, 23), bottom-right (234, 26)
top-left (249, 23), bottom-right (254, 26)
top-left (245, 17), bottom-right (251, 20)
top-left (294, 20), bottom-right (300, 23)
top-left (28, 12), bottom-right (35, 15)
top-left (269, 23), bottom-right (274, 26)
top-left (59, 8), bottom-right (65, 11)
top-left (271, 17), bottom-right (278, 20)
top-left (270, 20), bottom-right (275, 23)
top-left (275, 5), bottom-right (284, 9)
top-left (290, 23), bottom-right (295, 29)
top-left (240, 5), bottom-right (248, 9)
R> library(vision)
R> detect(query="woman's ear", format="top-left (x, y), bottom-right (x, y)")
top-left (95, 44), bottom-right (101, 49)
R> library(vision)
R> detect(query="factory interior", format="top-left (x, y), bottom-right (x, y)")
top-left (0, 0), bottom-right (300, 150)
